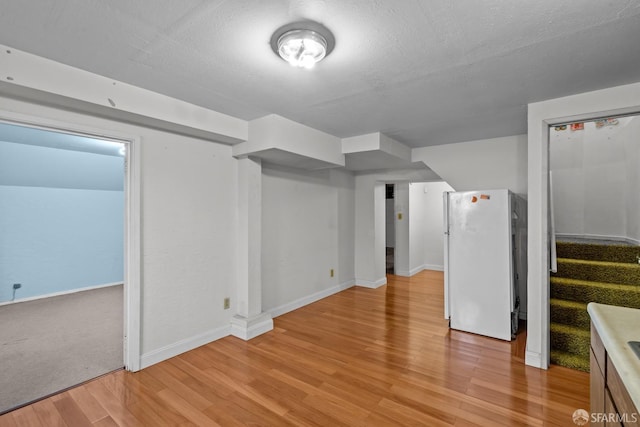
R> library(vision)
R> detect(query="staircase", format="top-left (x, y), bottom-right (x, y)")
top-left (550, 240), bottom-right (640, 372)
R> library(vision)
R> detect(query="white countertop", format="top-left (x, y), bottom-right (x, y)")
top-left (588, 302), bottom-right (640, 411)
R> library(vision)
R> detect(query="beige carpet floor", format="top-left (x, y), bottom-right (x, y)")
top-left (0, 285), bottom-right (123, 413)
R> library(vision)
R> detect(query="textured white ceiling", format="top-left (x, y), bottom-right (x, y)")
top-left (0, 0), bottom-right (639, 147)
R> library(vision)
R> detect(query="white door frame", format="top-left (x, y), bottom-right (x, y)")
top-left (0, 110), bottom-right (142, 371)
top-left (443, 191), bottom-right (450, 320)
top-left (392, 183), bottom-right (399, 275)
top-left (526, 83), bottom-right (640, 370)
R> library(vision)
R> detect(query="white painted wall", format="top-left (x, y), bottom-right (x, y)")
top-left (0, 96), bottom-right (238, 365)
top-left (261, 165), bottom-right (355, 315)
top-left (355, 174), bottom-right (386, 287)
top-left (396, 183), bottom-right (431, 276)
top-left (551, 117), bottom-right (639, 242)
top-left (124, 125), bottom-right (237, 362)
top-left (395, 181), bottom-right (455, 276)
top-left (395, 183), bottom-right (411, 276)
top-left (335, 169), bottom-right (356, 286)
top-left (362, 177), bottom-right (452, 279)
top-left (623, 118), bottom-right (640, 242)
top-left (421, 182), bottom-right (455, 270)
top-left (354, 168), bottom-right (440, 286)
top-left (527, 80), bottom-right (640, 369)
top-left (412, 134), bottom-right (528, 196)
top-left (409, 183), bottom-right (427, 275)
top-left (374, 183), bottom-right (387, 283)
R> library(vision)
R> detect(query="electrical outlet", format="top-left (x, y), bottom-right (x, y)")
top-left (330, 269), bottom-right (334, 278)
top-left (223, 297), bottom-right (230, 310)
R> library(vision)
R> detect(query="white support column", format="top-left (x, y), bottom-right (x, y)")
top-left (373, 183), bottom-right (387, 282)
top-left (354, 175), bottom-right (388, 288)
top-left (394, 183), bottom-right (411, 277)
top-left (232, 157), bottom-right (273, 340)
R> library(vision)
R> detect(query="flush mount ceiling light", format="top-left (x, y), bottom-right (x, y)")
top-left (270, 21), bottom-right (335, 69)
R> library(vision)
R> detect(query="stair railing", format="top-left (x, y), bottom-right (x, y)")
top-left (549, 171), bottom-right (558, 273)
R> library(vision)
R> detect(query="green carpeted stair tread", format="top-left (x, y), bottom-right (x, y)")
top-left (550, 241), bottom-right (640, 373)
top-left (550, 298), bottom-right (590, 329)
top-left (550, 350), bottom-right (590, 373)
top-left (550, 277), bottom-right (640, 307)
top-left (550, 323), bottom-right (590, 359)
top-left (553, 258), bottom-right (640, 286)
top-left (556, 241), bottom-right (640, 263)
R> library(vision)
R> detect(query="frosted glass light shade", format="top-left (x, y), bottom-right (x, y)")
top-left (271, 22), bottom-right (334, 69)
top-left (277, 29), bottom-right (327, 69)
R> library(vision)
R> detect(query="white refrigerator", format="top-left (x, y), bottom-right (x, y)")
top-left (443, 189), bottom-right (519, 341)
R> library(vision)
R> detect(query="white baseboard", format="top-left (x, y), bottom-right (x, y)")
top-left (140, 324), bottom-right (231, 369)
top-left (556, 233), bottom-right (640, 246)
top-left (395, 268), bottom-right (416, 277)
top-left (396, 264), bottom-right (444, 277)
top-left (230, 313), bottom-right (274, 340)
top-left (424, 264), bottom-right (444, 272)
top-left (356, 277), bottom-right (387, 289)
top-left (408, 265), bottom-right (425, 276)
top-left (0, 282), bottom-right (123, 307)
top-left (267, 280), bottom-right (355, 318)
top-left (525, 350), bottom-right (547, 369)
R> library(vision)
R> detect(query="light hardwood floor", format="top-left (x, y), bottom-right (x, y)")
top-left (0, 271), bottom-right (588, 426)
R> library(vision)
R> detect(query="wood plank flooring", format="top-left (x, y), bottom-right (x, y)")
top-left (0, 271), bottom-right (589, 426)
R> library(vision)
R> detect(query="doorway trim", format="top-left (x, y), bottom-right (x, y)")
top-left (526, 82), bottom-right (640, 369)
top-left (0, 109), bottom-right (142, 371)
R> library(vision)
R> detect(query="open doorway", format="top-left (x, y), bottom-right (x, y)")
top-left (548, 113), bottom-right (640, 371)
top-left (0, 121), bottom-right (130, 412)
top-left (385, 184), bottom-right (395, 274)
top-left (384, 181), bottom-right (455, 278)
